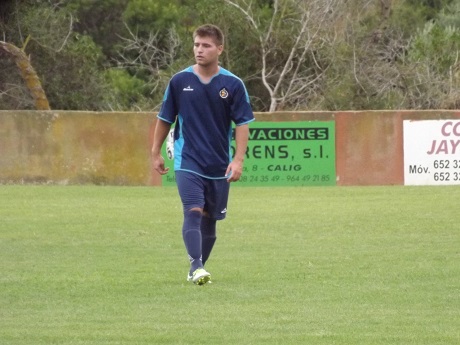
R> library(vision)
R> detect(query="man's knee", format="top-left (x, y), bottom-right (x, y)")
top-left (187, 207), bottom-right (203, 214)
top-left (183, 208), bottom-right (203, 229)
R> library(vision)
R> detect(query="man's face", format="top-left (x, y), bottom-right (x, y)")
top-left (193, 35), bottom-right (223, 67)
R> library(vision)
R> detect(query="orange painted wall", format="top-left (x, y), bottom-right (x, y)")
top-left (335, 111), bottom-right (405, 185)
top-left (0, 111), bottom-right (158, 185)
top-left (1, 110), bottom-right (459, 186)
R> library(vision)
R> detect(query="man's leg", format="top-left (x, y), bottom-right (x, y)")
top-left (200, 178), bottom-right (229, 268)
top-left (182, 208), bottom-right (204, 273)
top-left (201, 215), bottom-right (217, 266)
top-left (176, 171), bottom-right (211, 285)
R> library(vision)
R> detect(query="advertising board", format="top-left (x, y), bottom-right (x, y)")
top-left (404, 120), bottom-right (460, 185)
top-left (162, 121), bottom-right (336, 186)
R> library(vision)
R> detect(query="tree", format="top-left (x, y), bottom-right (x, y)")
top-left (404, 21), bottom-right (460, 109)
top-left (66, 0), bottom-right (130, 58)
top-left (1, 0), bottom-right (458, 111)
top-left (406, 0), bottom-right (455, 21)
top-left (223, 0), bottom-right (344, 111)
top-left (321, 0), bottom-right (412, 110)
top-left (112, 25), bottom-right (183, 110)
top-left (0, 1), bottom-right (118, 110)
top-left (337, 0), bottom-right (460, 110)
top-left (0, 39), bottom-right (50, 110)
top-left (437, 0), bottom-right (460, 28)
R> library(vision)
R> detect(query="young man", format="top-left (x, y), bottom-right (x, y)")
top-left (151, 24), bottom-right (255, 285)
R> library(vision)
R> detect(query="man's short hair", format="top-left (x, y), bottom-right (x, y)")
top-left (193, 24), bottom-right (224, 46)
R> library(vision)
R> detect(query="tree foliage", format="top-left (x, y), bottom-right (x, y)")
top-left (0, 0), bottom-right (114, 110)
top-left (0, 0), bottom-right (459, 111)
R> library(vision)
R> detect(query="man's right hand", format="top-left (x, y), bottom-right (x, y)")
top-left (152, 153), bottom-right (169, 175)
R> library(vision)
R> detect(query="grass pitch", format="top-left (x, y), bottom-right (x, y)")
top-left (0, 185), bottom-right (459, 344)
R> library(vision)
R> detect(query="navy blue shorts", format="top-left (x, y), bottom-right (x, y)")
top-left (175, 171), bottom-right (230, 220)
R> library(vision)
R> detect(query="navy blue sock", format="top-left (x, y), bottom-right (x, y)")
top-left (182, 210), bottom-right (203, 273)
top-left (201, 216), bottom-right (217, 266)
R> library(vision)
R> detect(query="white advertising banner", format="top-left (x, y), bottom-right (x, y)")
top-left (404, 120), bottom-right (460, 185)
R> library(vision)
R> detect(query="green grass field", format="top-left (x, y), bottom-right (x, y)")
top-left (1, 185), bottom-right (459, 344)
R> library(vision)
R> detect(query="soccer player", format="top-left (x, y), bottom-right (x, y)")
top-left (151, 24), bottom-right (255, 285)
